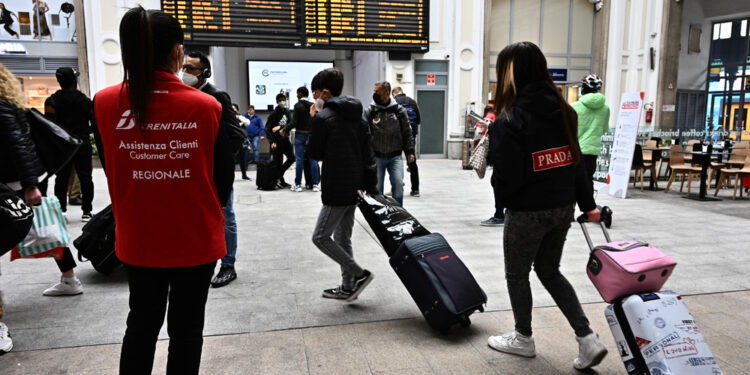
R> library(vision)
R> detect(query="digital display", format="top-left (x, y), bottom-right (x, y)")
top-left (247, 60), bottom-right (334, 110)
top-left (161, 0), bottom-right (428, 52)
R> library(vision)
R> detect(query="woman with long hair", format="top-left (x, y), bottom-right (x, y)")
top-left (486, 42), bottom-right (608, 370)
top-left (93, 7), bottom-right (233, 374)
top-left (0, 3), bottom-right (20, 39)
top-left (31, 0), bottom-right (51, 40)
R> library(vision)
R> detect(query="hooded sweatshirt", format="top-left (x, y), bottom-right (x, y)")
top-left (572, 93), bottom-right (610, 156)
top-left (363, 97), bottom-right (415, 159)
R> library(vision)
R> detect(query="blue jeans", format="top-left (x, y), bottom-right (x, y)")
top-left (294, 133), bottom-right (319, 186)
top-left (250, 136), bottom-right (260, 163)
top-left (376, 155), bottom-right (404, 206)
top-left (222, 189), bottom-right (237, 267)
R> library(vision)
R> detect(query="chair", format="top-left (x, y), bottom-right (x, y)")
top-left (683, 140), bottom-right (700, 164)
top-left (643, 140), bottom-right (657, 164)
top-left (711, 148), bottom-right (747, 181)
top-left (631, 144), bottom-right (658, 191)
top-left (714, 152), bottom-right (750, 200)
top-left (664, 145), bottom-right (701, 194)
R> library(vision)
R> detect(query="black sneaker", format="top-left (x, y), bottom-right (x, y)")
top-left (241, 174), bottom-right (251, 181)
top-left (410, 191), bottom-right (420, 197)
top-left (322, 286), bottom-right (353, 300)
top-left (69, 197), bottom-right (83, 206)
top-left (81, 212), bottom-right (92, 222)
top-left (278, 180), bottom-right (291, 188)
top-left (211, 265), bottom-right (237, 288)
top-left (347, 270), bottom-right (374, 302)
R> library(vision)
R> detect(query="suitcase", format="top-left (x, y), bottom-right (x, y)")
top-left (461, 139), bottom-right (473, 170)
top-left (73, 205), bottom-right (121, 274)
top-left (256, 158), bottom-right (279, 191)
top-left (390, 233), bottom-right (487, 331)
top-left (357, 192), bottom-right (430, 256)
top-left (605, 291), bottom-right (722, 375)
top-left (578, 216), bottom-right (676, 303)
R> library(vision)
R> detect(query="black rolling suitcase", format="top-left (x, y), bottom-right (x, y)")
top-left (390, 233), bottom-right (486, 331)
top-left (256, 158), bottom-right (279, 190)
top-left (73, 205), bottom-right (120, 274)
top-left (357, 192), bottom-right (429, 256)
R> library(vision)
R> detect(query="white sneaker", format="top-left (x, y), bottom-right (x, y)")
top-left (488, 331), bottom-right (536, 358)
top-left (291, 185), bottom-right (303, 192)
top-left (0, 322), bottom-right (12, 353)
top-left (574, 333), bottom-right (608, 370)
top-left (312, 184), bottom-right (321, 192)
top-left (43, 277), bottom-right (83, 296)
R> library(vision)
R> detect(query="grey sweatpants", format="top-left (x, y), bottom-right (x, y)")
top-left (312, 205), bottom-right (364, 290)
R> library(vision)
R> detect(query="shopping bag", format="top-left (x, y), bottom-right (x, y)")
top-left (0, 182), bottom-right (34, 256)
top-left (10, 246), bottom-right (64, 260)
top-left (469, 134), bottom-right (489, 179)
top-left (13, 196), bottom-right (70, 259)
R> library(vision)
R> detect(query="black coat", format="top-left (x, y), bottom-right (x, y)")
top-left (44, 89), bottom-right (92, 139)
top-left (265, 105), bottom-right (292, 144)
top-left (0, 99), bottom-right (44, 189)
top-left (199, 82), bottom-right (237, 206)
top-left (489, 81), bottom-right (595, 213)
top-left (306, 96), bottom-right (377, 206)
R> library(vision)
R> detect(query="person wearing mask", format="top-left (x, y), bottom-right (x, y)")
top-left (363, 81), bottom-right (415, 206)
top-left (93, 7), bottom-right (233, 374)
top-left (307, 68), bottom-right (377, 301)
top-left (233, 103), bottom-right (251, 181)
top-left (265, 93), bottom-right (295, 188)
top-left (0, 3), bottom-right (19, 39)
top-left (572, 74), bottom-right (610, 190)
top-left (391, 87), bottom-right (421, 197)
top-left (0, 64), bottom-right (84, 298)
top-left (243, 105), bottom-right (264, 164)
top-left (286, 86), bottom-right (320, 192)
top-left (486, 42), bottom-right (608, 371)
top-left (44, 67), bottom-right (95, 222)
top-left (181, 50), bottom-right (241, 289)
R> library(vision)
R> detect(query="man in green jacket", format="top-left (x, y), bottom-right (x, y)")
top-left (572, 74), bottom-right (610, 189)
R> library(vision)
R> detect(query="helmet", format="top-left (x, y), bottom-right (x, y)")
top-left (581, 74), bottom-right (603, 91)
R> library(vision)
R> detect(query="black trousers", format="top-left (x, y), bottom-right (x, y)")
top-left (272, 138), bottom-right (295, 182)
top-left (54, 144), bottom-right (94, 213)
top-left (407, 158), bottom-right (419, 192)
top-left (120, 262), bottom-right (216, 375)
top-left (582, 154), bottom-right (598, 192)
top-left (3, 24), bottom-right (17, 36)
top-left (236, 148), bottom-right (248, 176)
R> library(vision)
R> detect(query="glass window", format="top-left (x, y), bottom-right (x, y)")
top-left (415, 60), bottom-right (448, 73)
top-left (710, 20), bottom-right (746, 65)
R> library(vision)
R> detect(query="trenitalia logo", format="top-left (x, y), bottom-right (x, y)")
top-left (116, 110), bottom-right (136, 130)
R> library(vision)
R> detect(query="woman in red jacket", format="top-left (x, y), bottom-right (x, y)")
top-left (93, 7), bottom-right (233, 375)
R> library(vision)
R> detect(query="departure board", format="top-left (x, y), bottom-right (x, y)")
top-left (161, 0), bottom-right (428, 52)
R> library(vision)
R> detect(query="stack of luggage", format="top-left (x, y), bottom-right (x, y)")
top-left (358, 192), bottom-right (487, 332)
top-left (578, 215), bottom-right (723, 375)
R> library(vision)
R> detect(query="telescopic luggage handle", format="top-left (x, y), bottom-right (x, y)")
top-left (576, 213), bottom-right (612, 252)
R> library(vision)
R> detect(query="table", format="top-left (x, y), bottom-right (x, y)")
top-left (676, 150), bottom-right (731, 201)
top-left (642, 146), bottom-right (671, 190)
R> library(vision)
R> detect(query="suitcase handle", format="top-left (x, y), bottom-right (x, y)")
top-left (576, 213), bottom-right (612, 252)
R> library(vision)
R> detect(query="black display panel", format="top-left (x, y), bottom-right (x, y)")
top-left (161, 0), bottom-right (428, 52)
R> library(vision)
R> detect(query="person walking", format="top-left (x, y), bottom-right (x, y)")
top-left (286, 86), bottom-right (320, 192)
top-left (0, 63), bottom-right (84, 297)
top-left (392, 87), bottom-right (421, 197)
top-left (572, 74), bottom-right (610, 190)
top-left (243, 105), bottom-right (264, 164)
top-left (181, 50), bottom-right (240, 288)
top-left (479, 106), bottom-right (506, 227)
top-left (307, 68), bottom-right (377, 302)
top-left (44, 67), bottom-right (95, 222)
top-left (486, 42), bottom-right (608, 371)
top-left (232, 103), bottom-right (251, 180)
top-left (93, 7), bottom-right (233, 374)
top-left (266, 93), bottom-right (295, 188)
top-left (0, 3), bottom-right (19, 39)
top-left (364, 81), bottom-right (415, 206)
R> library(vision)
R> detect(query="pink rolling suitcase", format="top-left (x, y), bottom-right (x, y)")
top-left (577, 216), bottom-right (677, 303)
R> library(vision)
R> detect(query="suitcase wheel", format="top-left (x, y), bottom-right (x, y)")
top-left (460, 316), bottom-right (471, 328)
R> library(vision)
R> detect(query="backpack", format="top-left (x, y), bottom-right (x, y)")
top-left (402, 104), bottom-right (419, 135)
top-left (73, 205), bottom-right (121, 274)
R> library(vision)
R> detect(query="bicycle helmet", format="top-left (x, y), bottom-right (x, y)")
top-left (581, 74), bottom-right (603, 92)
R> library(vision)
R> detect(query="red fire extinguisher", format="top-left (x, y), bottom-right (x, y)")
top-left (645, 102), bottom-right (653, 123)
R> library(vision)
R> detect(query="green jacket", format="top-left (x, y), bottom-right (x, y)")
top-left (572, 93), bottom-right (610, 156)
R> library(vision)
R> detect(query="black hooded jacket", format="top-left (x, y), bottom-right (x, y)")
top-left (44, 89), bottom-right (92, 140)
top-left (0, 99), bottom-right (45, 189)
top-left (306, 96), bottom-right (378, 206)
top-left (489, 81), bottom-right (595, 212)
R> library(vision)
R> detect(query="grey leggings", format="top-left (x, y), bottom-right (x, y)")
top-left (312, 205), bottom-right (364, 290)
top-left (503, 204), bottom-right (592, 338)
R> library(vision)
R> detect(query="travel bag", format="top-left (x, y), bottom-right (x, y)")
top-left (390, 233), bottom-right (487, 331)
top-left (578, 215), bottom-right (676, 303)
top-left (73, 205), bottom-right (120, 274)
top-left (605, 291), bottom-right (722, 375)
top-left (357, 191), bottom-right (430, 256)
top-left (256, 158), bottom-right (279, 191)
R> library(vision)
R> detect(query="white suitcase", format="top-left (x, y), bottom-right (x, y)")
top-left (605, 291), bottom-right (722, 375)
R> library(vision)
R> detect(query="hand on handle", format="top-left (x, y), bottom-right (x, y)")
top-left (577, 207), bottom-right (601, 223)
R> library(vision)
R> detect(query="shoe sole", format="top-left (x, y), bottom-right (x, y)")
top-left (479, 223), bottom-right (503, 227)
top-left (321, 293), bottom-right (355, 301)
top-left (211, 276), bottom-right (237, 288)
top-left (346, 274), bottom-right (374, 302)
top-left (43, 290), bottom-right (83, 297)
top-left (487, 342), bottom-right (536, 358)
top-left (574, 348), bottom-right (608, 370)
top-left (0, 343), bottom-right (12, 354)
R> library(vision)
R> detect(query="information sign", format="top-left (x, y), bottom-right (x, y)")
top-left (607, 92), bottom-right (643, 198)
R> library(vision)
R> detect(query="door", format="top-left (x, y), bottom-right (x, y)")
top-left (415, 60), bottom-right (449, 157)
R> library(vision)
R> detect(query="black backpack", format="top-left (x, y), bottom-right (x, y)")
top-left (73, 205), bottom-right (121, 274)
top-left (0, 183), bottom-right (34, 255)
top-left (226, 115), bottom-right (248, 157)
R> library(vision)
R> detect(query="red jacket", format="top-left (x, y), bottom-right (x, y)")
top-left (94, 71), bottom-right (226, 267)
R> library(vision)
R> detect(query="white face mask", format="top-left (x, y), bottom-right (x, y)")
top-left (315, 98), bottom-right (325, 111)
top-left (278, 101), bottom-right (288, 108)
top-left (181, 72), bottom-right (199, 87)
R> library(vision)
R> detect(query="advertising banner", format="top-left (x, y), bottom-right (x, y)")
top-left (607, 93), bottom-right (643, 198)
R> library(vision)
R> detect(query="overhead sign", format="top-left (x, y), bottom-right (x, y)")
top-left (549, 68), bottom-right (568, 82)
top-left (161, 0), bottom-right (429, 52)
top-left (607, 92), bottom-right (643, 198)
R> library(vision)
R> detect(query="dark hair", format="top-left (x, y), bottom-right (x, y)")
top-left (56, 75), bottom-right (75, 89)
top-left (483, 106), bottom-right (494, 117)
top-left (494, 42), bottom-right (581, 165)
top-left (186, 51), bottom-right (211, 77)
top-left (232, 103), bottom-right (239, 111)
top-left (375, 81), bottom-right (391, 94)
top-left (119, 6), bottom-right (183, 130)
top-left (311, 68), bottom-right (344, 97)
top-left (392, 86), bottom-right (403, 95)
top-left (297, 86), bottom-right (309, 97)
top-left (276, 93), bottom-right (287, 102)
top-left (248, 105), bottom-right (255, 110)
